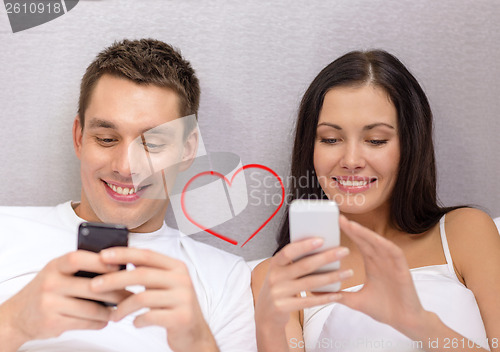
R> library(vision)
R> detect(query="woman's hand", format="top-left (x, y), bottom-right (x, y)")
top-left (337, 215), bottom-right (428, 334)
top-left (252, 238), bottom-right (352, 352)
top-left (255, 238), bottom-right (351, 328)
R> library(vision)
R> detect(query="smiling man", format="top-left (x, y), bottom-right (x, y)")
top-left (0, 39), bottom-right (256, 352)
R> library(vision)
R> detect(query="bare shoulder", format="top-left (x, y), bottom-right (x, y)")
top-left (445, 207), bottom-right (499, 241)
top-left (444, 207), bottom-right (500, 284)
top-left (445, 208), bottom-right (500, 340)
top-left (251, 258), bottom-right (272, 299)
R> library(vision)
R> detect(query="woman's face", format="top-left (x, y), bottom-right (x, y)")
top-left (313, 84), bottom-right (400, 215)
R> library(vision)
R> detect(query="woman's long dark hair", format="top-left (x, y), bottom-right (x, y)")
top-left (275, 50), bottom-right (466, 253)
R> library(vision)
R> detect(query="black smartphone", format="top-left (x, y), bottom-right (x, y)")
top-left (74, 222), bottom-right (129, 306)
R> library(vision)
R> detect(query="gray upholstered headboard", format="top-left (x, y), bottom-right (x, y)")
top-left (1, 1), bottom-right (499, 261)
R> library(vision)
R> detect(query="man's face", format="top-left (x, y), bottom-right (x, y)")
top-left (73, 74), bottom-right (191, 232)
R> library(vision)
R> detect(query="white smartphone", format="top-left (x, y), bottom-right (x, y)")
top-left (289, 199), bottom-right (340, 292)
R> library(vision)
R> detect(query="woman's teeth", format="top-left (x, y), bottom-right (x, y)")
top-left (337, 180), bottom-right (368, 187)
top-left (334, 178), bottom-right (376, 187)
top-left (106, 182), bottom-right (136, 195)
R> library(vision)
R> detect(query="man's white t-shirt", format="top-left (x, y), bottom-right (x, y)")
top-left (0, 202), bottom-right (257, 352)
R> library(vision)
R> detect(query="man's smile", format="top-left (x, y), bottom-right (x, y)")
top-left (102, 180), bottom-right (151, 201)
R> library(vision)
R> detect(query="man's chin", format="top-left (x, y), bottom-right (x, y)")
top-left (98, 206), bottom-right (168, 232)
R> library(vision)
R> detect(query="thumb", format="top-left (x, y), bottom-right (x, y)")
top-left (335, 290), bottom-right (365, 312)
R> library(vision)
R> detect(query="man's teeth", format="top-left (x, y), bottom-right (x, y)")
top-left (106, 182), bottom-right (137, 195)
top-left (337, 180), bottom-right (369, 187)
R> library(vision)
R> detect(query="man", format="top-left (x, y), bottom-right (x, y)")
top-left (0, 39), bottom-right (256, 352)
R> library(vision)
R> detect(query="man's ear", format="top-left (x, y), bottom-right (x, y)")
top-left (73, 115), bottom-right (83, 160)
top-left (179, 128), bottom-right (199, 172)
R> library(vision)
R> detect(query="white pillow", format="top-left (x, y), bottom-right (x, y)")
top-left (495, 217), bottom-right (500, 235)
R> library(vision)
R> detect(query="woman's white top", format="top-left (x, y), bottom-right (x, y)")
top-left (302, 216), bottom-right (490, 351)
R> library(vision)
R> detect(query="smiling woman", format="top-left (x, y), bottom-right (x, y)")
top-left (313, 85), bottom-right (400, 215)
top-left (251, 50), bottom-right (500, 352)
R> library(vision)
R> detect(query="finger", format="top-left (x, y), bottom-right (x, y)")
top-left (56, 296), bottom-right (113, 322)
top-left (99, 248), bottom-right (181, 270)
top-left (58, 276), bottom-right (133, 304)
top-left (339, 215), bottom-right (389, 257)
top-left (283, 269), bottom-right (354, 295)
top-left (52, 315), bottom-right (109, 336)
top-left (90, 267), bottom-right (183, 292)
top-left (283, 247), bottom-right (349, 280)
top-left (133, 309), bottom-right (170, 328)
top-left (55, 251), bottom-right (121, 275)
top-left (273, 238), bottom-right (325, 267)
top-left (273, 293), bottom-right (343, 313)
top-left (111, 290), bottom-right (179, 322)
top-left (48, 315), bottom-right (108, 338)
top-left (339, 215), bottom-right (409, 274)
top-left (334, 290), bottom-right (367, 312)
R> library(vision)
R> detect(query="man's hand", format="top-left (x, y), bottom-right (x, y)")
top-left (0, 250), bottom-right (130, 351)
top-left (91, 247), bottom-right (219, 352)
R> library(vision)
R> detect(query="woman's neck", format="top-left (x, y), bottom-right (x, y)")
top-left (341, 202), bottom-right (397, 238)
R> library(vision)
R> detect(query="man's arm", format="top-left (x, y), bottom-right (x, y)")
top-left (0, 310), bottom-right (27, 352)
top-left (0, 251), bottom-right (129, 352)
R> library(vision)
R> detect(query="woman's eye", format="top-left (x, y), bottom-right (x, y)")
top-left (368, 139), bottom-right (388, 146)
top-left (320, 138), bottom-right (339, 144)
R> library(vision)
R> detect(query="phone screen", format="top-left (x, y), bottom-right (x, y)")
top-left (74, 222), bottom-right (128, 306)
top-left (75, 222), bottom-right (129, 279)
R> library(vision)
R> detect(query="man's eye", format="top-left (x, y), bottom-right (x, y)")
top-left (96, 137), bottom-right (117, 145)
top-left (368, 140), bottom-right (388, 146)
top-left (320, 138), bottom-right (339, 144)
top-left (142, 142), bottom-right (166, 152)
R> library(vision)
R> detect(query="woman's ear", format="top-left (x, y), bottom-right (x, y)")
top-left (73, 116), bottom-right (83, 159)
top-left (179, 128), bottom-right (199, 172)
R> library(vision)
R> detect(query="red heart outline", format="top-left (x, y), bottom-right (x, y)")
top-left (180, 164), bottom-right (285, 247)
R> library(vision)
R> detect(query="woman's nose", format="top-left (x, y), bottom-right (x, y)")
top-left (340, 142), bottom-right (366, 171)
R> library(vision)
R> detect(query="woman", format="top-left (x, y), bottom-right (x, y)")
top-left (252, 50), bottom-right (500, 352)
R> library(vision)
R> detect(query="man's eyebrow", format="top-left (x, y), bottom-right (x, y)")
top-left (316, 122), bottom-right (395, 130)
top-left (87, 119), bottom-right (117, 130)
top-left (87, 118), bottom-right (180, 135)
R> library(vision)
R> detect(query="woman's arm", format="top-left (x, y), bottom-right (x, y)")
top-left (445, 208), bottom-right (500, 351)
top-left (252, 259), bottom-right (302, 352)
top-left (251, 239), bottom-right (351, 352)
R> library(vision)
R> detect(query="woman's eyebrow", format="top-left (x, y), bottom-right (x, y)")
top-left (317, 122), bottom-right (342, 130)
top-left (316, 122), bottom-right (395, 130)
top-left (363, 123), bottom-right (395, 130)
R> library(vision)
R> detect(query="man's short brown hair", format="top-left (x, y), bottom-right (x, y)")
top-left (78, 38), bottom-right (200, 128)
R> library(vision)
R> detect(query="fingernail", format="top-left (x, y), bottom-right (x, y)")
top-left (339, 269), bottom-right (354, 279)
top-left (312, 238), bottom-right (324, 247)
top-left (101, 249), bottom-right (115, 259)
top-left (91, 277), bottom-right (103, 288)
top-left (337, 247), bottom-right (350, 258)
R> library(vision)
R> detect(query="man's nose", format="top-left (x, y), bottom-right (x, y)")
top-left (111, 143), bottom-right (133, 178)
